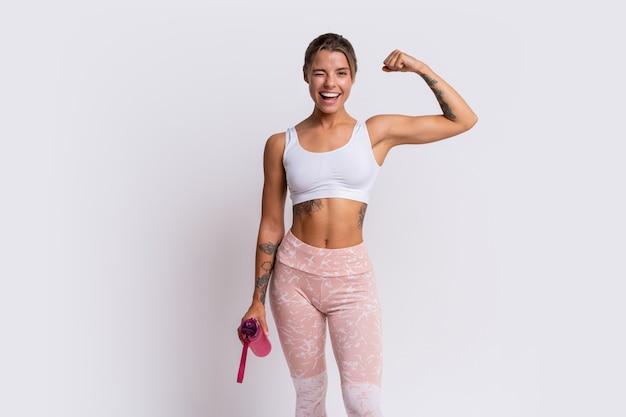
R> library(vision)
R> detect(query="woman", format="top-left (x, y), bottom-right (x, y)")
top-left (241, 33), bottom-right (477, 417)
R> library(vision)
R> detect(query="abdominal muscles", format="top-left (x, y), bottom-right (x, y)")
top-left (291, 198), bottom-right (367, 249)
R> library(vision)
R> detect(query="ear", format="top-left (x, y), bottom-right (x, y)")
top-left (303, 66), bottom-right (309, 84)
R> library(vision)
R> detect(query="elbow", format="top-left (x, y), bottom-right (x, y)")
top-left (460, 112), bottom-right (478, 133)
top-left (259, 218), bottom-right (285, 238)
top-left (467, 109), bottom-right (478, 127)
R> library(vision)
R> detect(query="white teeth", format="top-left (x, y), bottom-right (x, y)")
top-left (321, 93), bottom-right (339, 98)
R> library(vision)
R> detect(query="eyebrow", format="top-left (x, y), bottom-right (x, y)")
top-left (312, 67), bottom-right (351, 72)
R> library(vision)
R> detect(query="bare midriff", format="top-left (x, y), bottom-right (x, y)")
top-left (290, 198), bottom-right (368, 249)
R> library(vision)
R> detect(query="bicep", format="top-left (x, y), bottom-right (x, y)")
top-left (260, 135), bottom-right (287, 229)
top-left (369, 114), bottom-right (469, 147)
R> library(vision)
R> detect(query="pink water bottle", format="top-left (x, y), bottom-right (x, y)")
top-left (237, 318), bottom-right (271, 383)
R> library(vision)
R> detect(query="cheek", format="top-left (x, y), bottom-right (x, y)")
top-left (309, 79), bottom-right (326, 95)
top-left (341, 80), bottom-right (353, 95)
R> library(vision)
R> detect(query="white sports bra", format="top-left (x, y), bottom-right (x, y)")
top-left (283, 121), bottom-right (381, 205)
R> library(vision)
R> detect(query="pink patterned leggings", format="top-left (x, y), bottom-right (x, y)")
top-left (269, 231), bottom-right (384, 417)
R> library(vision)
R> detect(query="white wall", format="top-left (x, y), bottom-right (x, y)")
top-left (1, 1), bottom-right (624, 416)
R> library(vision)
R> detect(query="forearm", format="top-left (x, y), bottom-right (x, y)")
top-left (415, 64), bottom-right (477, 127)
top-left (251, 227), bottom-right (283, 305)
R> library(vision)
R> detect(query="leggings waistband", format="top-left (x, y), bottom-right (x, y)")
top-left (276, 230), bottom-right (372, 277)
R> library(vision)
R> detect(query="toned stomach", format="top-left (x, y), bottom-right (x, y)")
top-left (290, 198), bottom-right (367, 249)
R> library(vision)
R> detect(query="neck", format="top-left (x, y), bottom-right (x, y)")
top-left (308, 108), bottom-right (354, 129)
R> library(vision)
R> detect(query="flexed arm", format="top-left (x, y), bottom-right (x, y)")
top-left (368, 50), bottom-right (477, 151)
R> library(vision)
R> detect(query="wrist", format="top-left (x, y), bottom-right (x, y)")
top-left (251, 298), bottom-right (266, 307)
top-left (414, 63), bottom-right (431, 76)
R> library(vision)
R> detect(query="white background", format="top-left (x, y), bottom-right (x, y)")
top-left (1, 1), bottom-right (624, 416)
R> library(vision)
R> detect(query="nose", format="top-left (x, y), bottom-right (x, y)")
top-left (324, 74), bottom-right (336, 87)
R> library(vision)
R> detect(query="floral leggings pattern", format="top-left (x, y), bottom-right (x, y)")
top-left (269, 231), bottom-right (384, 417)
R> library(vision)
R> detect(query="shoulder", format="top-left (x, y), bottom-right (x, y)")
top-left (266, 131), bottom-right (286, 148)
top-left (265, 132), bottom-right (287, 151)
top-left (263, 132), bottom-right (287, 163)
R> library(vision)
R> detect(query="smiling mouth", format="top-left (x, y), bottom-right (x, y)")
top-left (320, 92), bottom-right (340, 99)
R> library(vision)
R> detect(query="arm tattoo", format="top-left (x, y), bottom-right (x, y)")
top-left (258, 241), bottom-right (278, 255)
top-left (256, 241), bottom-right (279, 304)
top-left (255, 271), bottom-right (271, 305)
top-left (294, 199), bottom-right (323, 216)
top-left (358, 203), bottom-right (367, 229)
top-left (420, 74), bottom-right (456, 120)
top-left (261, 260), bottom-right (273, 272)
top-left (421, 74), bottom-right (438, 87)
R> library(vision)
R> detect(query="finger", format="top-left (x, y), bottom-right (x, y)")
top-left (383, 49), bottom-right (400, 69)
top-left (260, 319), bottom-right (269, 336)
top-left (382, 49), bottom-right (396, 63)
top-left (384, 50), bottom-right (407, 72)
top-left (392, 51), bottom-right (405, 69)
